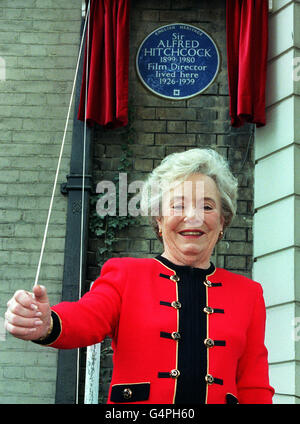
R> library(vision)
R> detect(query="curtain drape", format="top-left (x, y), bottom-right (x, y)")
top-left (78, 0), bottom-right (130, 128)
top-left (226, 0), bottom-right (269, 127)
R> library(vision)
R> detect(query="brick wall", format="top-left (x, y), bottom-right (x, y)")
top-left (87, 0), bottom-right (254, 403)
top-left (0, 0), bottom-right (82, 403)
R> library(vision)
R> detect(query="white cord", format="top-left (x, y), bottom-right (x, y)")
top-left (34, 1), bottom-right (91, 287)
top-left (79, 1), bottom-right (90, 303)
top-left (76, 0), bottom-right (91, 405)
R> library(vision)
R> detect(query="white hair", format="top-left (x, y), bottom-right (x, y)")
top-left (141, 148), bottom-right (238, 238)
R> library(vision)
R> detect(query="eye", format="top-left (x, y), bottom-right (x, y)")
top-left (203, 204), bottom-right (214, 211)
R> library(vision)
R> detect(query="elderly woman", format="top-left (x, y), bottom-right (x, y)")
top-left (5, 148), bottom-right (274, 404)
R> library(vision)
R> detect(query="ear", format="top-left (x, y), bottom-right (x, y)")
top-left (220, 215), bottom-right (225, 230)
top-left (156, 217), bottom-right (162, 229)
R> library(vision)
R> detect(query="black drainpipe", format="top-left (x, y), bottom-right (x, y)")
top-left (55, 17), bottom-right (93, 404)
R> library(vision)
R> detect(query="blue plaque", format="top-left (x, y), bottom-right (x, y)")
top-left (136, 23), bottom-right (220, 100)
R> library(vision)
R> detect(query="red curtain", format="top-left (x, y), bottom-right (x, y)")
top-left (226, 0), bottom-right (269, 128)
top-left (78, 0), bottom-right (130, 128)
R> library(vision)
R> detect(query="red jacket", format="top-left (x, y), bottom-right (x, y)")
top-left (49, 257), bottom-right (274, 404)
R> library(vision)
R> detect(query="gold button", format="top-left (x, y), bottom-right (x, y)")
top-left (204, 280), bottom-right (212, 287)
top-left (205, 374), bottom-right (214, 385)
top-left (170, 369), bottom-right (180, 378)
top-left (204, 338), bottom-right (214, 348)
top-left (171, 301), bottom-right (182, 309)
top-left (203, 306), bottom-right (214, 314)
top-left (123, 388), bottom-right (133, 399)
top-left (170, 274), bottom-right (180, 282)
top-left (171, 331), bottom-right (181, 340)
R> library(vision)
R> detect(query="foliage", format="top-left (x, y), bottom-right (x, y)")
top-left (89, 110), bottom-right (139, 266)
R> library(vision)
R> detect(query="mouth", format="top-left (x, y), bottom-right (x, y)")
top-left (178, 229), bottom-right (205, 238)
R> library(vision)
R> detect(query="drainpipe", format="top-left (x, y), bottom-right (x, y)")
top-left (55, 16), bottom-right (93, 403)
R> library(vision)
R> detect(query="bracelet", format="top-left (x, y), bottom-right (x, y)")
top-left (35, 316), bottom-right (53, 341)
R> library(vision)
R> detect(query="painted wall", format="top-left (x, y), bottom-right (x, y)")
top-left (254, 0), bottom-right (300, 404)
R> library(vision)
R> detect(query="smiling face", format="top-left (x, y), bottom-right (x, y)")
top-left (157, 173), bottom-right (224, 269)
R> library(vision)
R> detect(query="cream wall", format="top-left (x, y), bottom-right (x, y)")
top-left (254, 0), bottom-right (300, 404)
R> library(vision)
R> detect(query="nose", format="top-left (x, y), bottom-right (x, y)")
top-left (183, 205), bottom-right (204, 225)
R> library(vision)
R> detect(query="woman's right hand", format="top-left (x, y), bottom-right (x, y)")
top-left (4, 285), bottom-right (52, 341)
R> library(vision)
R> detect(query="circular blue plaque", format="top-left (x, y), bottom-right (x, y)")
top-left (136, 23), bottom-right (220, 100)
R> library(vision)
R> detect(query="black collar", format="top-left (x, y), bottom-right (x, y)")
top-left (155, 254), bottom-right (216, 279)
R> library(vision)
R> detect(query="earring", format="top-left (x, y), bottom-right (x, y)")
top-left (218, 230), bottom-right (224, 240)
top-left (158, 229), bottom-right (162, 237)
